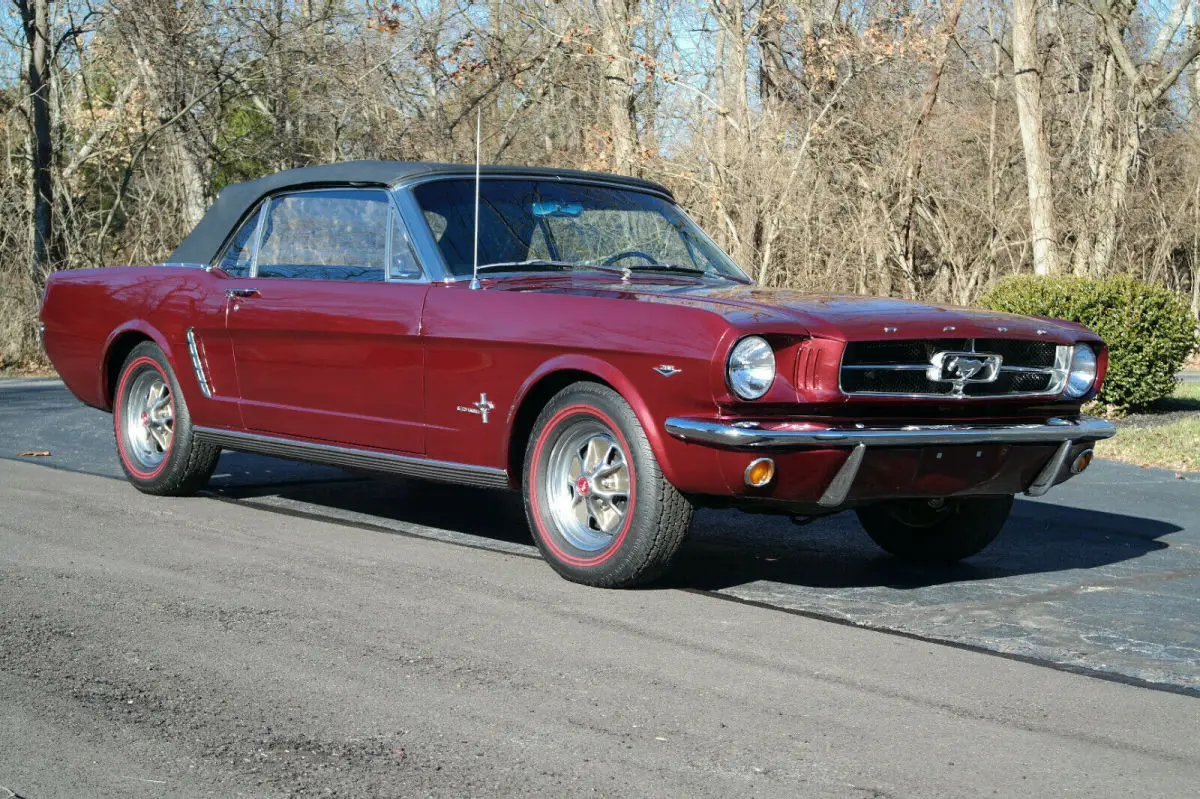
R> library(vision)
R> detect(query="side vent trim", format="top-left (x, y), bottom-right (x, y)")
top-left (186, 328), bottom-right (214, 398)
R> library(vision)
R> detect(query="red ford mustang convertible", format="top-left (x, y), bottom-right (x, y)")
top-left (41, 161), bottom-right (1115, 587)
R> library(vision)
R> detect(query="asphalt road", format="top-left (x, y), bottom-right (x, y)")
top-left (2, 379), bottom-right (1200, 796)
top-left (3, 379), bottom-right (1199, 690)
top-left (4, 459), bottom-right (1200, 798)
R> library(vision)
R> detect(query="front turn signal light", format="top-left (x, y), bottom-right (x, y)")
top-left (744, 457), bottom-right (776, 487)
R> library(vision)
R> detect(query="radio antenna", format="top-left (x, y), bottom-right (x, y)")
top-left (470, 106), bottom-right (482, 290)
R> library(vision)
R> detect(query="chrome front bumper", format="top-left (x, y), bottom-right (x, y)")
top-left (664, 415), bottom-right (1116, 506)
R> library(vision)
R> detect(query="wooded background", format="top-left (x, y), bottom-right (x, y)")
top-left (3, 0), bottom-right (1200, 363)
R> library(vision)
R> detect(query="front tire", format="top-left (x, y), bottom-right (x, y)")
top-left (856, 496), bottom-right (1013, 562)
top-left (113, 342), bottom-right (219, 496)
top-left (523, 383), bottom-right (693, 588)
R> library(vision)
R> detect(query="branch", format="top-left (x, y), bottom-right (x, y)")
top-left (1095, 5), bottom-right (1142, 88)
top-left (1148, 0), bottom-right (1190, 66)
top-left (1146, 35), bottom-right (1200, 105)
top-left (62, 75), bottom-right (139, 181)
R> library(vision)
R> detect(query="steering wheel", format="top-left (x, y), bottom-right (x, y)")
top-left (603, 250), bottom-right (660, 267)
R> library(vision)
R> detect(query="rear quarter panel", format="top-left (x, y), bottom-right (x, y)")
top-left (40, 267), bottom-right (240, 428)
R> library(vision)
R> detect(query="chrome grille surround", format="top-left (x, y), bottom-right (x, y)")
top-left (840, 338), bottom-right (1071, 399)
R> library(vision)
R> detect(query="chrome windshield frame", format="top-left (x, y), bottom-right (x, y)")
top-left (391, 173), bottom-right (753, 285)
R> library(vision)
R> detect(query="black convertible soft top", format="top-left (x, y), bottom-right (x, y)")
top-left (168, 160), bottom-right (674, 266)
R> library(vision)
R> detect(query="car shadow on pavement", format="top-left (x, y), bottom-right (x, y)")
top-left (216, 476), bottom-right (537, 546)
top-left (666, 500), bottom-right (1180, 591)
top-left (218, 469), bottom-right (1179, 592)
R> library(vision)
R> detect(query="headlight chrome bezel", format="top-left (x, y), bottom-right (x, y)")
top-left (726, 335), bottom-right (777, 400)
top-left (1064, 343), bottom-right (1099, 399)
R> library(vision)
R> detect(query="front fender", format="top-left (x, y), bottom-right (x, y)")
top-left (505, 352), bottom-right (726, 493)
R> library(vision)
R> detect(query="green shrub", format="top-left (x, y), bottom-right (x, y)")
top-left (980, 274), bottom-right (1199, 412)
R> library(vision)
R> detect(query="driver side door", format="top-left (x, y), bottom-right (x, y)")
top-left (219, 188), bottom-right (429, 454)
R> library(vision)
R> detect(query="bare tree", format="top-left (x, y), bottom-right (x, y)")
top-left (593, 0), bottom-right (639, 171)
top-left (2, 0), bottom-right (1199, 364)
top-left (1012, 0), bottom-right (1059, 275)
top-left (13, 0), bottom-right (53, 351)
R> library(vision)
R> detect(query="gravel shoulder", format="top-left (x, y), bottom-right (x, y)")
top-left (1, 459), bottom-right (1198, 798)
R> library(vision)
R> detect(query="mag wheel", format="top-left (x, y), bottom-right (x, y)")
top-left (523, 383), bottom-right (693, 588)
top-left (113, 342), bottom-right (220, 496)
top-left (856, 495), bottom-right (1013, 562)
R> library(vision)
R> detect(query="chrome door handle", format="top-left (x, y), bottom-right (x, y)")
top-left (226, 288), bottom-right (260, 299)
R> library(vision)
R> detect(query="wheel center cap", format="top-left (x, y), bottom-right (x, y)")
top-left (575, 476), bottom-right (591, 497)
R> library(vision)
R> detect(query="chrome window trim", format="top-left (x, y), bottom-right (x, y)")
top-left (391, 186), bottom-right (452, 283)
top-left (209, 200), bottom-right (268, 277)
top-left (157, 262), bottom-right (212, 271)
top-left (241, 187), bottom-right (422, 284)
top-left (392, 174), bottom-right (751, 285)
top-left (384, 195), bottom-right (430, 284)
top-left (247, 199), bottom-right (268, 278)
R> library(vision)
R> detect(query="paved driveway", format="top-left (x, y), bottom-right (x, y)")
top-left (3, 378), bottom-right (1198, 694)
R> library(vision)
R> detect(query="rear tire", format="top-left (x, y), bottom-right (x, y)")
top-left (113, 341), bottom-right (219, 496)
top-left (856, 495), bottom-right (1013, 562)
top-left (522, 382), bottom-right (693, 588)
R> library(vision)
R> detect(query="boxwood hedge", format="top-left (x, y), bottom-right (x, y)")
top-left (979, 274), bottom-right (1199, 412)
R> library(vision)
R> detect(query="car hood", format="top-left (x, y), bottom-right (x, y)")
top-left (502, 277), bottom-right (1092, 343)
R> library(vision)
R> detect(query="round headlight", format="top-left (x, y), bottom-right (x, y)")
top-left (727, 336), bottom-right (776, 400)
top-left (1065, 344), bottom-right (1098, 398)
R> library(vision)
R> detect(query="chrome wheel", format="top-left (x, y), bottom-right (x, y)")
top-left (546, 421), bottom-right (631, 551)
top-left (122, 370), bottom-right (174, 470)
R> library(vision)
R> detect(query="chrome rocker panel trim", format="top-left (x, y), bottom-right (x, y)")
top-left (664, 415), bottom-right (1116, 449)
top-left (193, 428), bottom-right (510, 490)
top-left (665, 415), bottom-right (1116, 507)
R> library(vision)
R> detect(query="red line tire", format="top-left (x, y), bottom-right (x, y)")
top-left (113, 341), bottom-right (219, 496)
top-left (523, 382), bottom-right (693, 588)
top-left (856, 495), bottom-right (1013, 562)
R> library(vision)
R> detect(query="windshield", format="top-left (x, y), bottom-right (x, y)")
top-left (409, 178), bottom-right (749, 282)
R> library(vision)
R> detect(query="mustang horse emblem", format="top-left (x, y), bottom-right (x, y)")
top-left (946, 355), bottom-right (987, 380)
top-left (926, 351), bottom-right (1002, 387)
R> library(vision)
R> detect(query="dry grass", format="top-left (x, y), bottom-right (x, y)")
top-left (0, 360), bottom-right (56, 379)
top-left (1096, 382), bottom-right (1200, 473)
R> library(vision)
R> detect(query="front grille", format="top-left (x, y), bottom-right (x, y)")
top-left (841, 338), bottom-right (1069, 398)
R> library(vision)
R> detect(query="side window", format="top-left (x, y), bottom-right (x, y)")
top-left (256, 189), bottom-right (389, 281)
top-left (214, 206), bottom-right (262, 277)
top-left (388, 209), bottom-right (424, 280)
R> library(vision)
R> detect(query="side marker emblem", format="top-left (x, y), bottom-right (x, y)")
top-left (457, 393), bottom-right (495, 424)
top-left (654, 365), bottom-right (682, 377)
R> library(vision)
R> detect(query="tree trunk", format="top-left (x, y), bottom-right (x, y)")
top-left (19, 0), bottom-right (54, 355)
top-left (896, 0), bottom-right (964, 297)
top-left (1192, 0), bottom-right (1200, 112)
top-left (593, 0), bottom-right (638, 172)
top-left (1012, 0), bottom-right (1060, 275)
top-left (1088, 123), bottom-right (1139, 276)
top-left (118, 0), bottom-right (213, 231)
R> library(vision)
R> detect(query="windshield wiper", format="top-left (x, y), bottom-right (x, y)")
top-left (623, 263), bottom-right (708, 276)
top-left (475, 259), bottom-right (625, 276)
